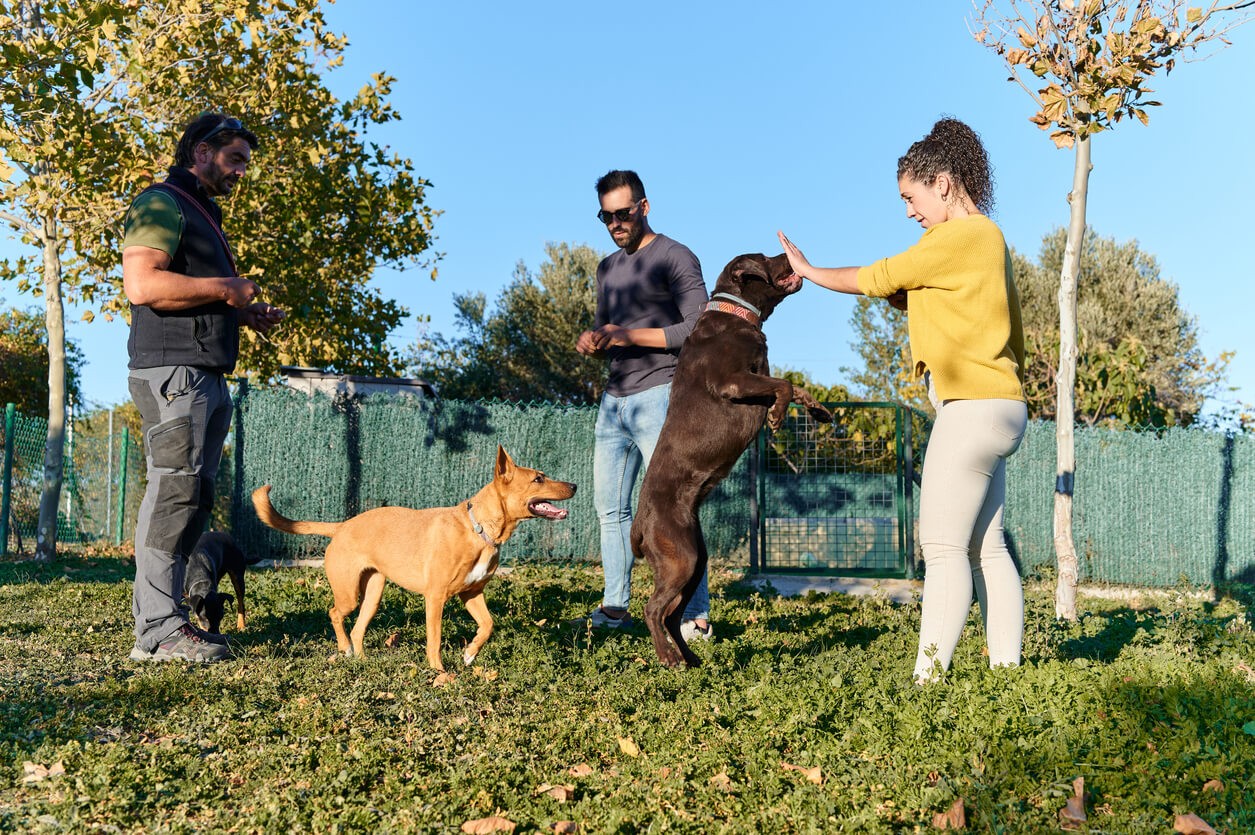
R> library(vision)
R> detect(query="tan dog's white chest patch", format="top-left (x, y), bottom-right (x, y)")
top-left (464, 551), bottom-right (496, 587)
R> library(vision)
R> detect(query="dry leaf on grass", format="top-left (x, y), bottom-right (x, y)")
top-left (568, 763), bottom-right (595, 778)
top-left (461, 815), bottom-right (516, 833)
top-left (535, 783), bottom-right (575, 802)
top-left (551, 822), bottom-right (578, 834)
top-left (781, 762), bottom-right (823, 785)
top-left (21, 762), bottom-right (65, 784)
top-left (617, 737), bottom-right (640, 757)
top-left (384, 631), bottom-right (401, 647)
top-left (1059, 776), bottom-right (1087, 829)
top-left (1201, 779), bottom-right (1223, 792)
top-left (472, 666), bottom-right (499, 681)
top-left (1174, 813), bottom-right (1217, 834)
top-left (710, 772), bottom-right (734, 791)
top-left (433, 672), bottom-right (455, 687)
top-left (534, 619), bottom-right (547, 627)
top-left (931, 797), bottom-right (966, 830)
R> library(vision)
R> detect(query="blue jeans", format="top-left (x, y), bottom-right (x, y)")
top-left (594, 382), bottom-right (710, 620)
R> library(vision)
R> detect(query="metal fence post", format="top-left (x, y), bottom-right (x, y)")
top-left (114, 426), bottom-right (130, 546)
top-left (2, 403), bottom-right (15, 557)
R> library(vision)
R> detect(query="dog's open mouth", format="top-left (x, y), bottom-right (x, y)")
top-left (529, 499), bottom-right (570, 520)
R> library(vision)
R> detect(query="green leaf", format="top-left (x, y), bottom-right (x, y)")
top-left (1244, 721), bottom-right (1255, 736)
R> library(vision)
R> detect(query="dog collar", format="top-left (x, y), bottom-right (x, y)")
top-left (706, 293), bottom-right (761, 327)
top-left (466, 502), bottom-right (500, 547)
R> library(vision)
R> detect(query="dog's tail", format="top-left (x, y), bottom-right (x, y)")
top-left (251, 485), bottom-right (342, 537)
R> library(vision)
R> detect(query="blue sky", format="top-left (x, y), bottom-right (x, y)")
top-left (4, 1), bottom-right (1253, 415)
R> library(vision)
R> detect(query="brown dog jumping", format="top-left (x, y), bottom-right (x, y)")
top-left (252, 445), bottom-right (575, 671)
top-left (631, 252), bottom-right (833, 667)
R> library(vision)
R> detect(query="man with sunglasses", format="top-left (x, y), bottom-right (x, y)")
top-left (576, 170), bottom-right (714, 641)
top-left (122, 112), bottom-right (285, 663)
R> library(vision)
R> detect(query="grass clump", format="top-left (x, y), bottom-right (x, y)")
top-left (1, 551), bottom-right (1253, 833)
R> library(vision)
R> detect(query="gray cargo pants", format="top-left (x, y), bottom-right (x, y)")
top-left (128, 366), bottom-right (233, 651)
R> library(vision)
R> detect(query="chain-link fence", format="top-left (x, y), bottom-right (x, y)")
top-left (2, 403), bottom-right (144, 556)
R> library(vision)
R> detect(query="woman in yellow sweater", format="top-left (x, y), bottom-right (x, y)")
top-left (778, 117), bottom-right (1028, 682)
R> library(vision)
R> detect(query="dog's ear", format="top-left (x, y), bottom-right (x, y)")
top-left (496, 445), bottom-right (516, 480)
top-left (731, 253), bottom-right (769, 282)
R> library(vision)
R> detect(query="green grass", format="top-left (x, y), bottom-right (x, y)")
top-left (1, 551), bottom-right (1253, 834)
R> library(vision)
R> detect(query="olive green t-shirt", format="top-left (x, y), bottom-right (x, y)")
top-left (122, 190), bottom-right (183, 255)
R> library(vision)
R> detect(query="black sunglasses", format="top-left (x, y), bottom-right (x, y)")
top-left (196, 117), bottom-right (245, 146)
top-left (596, 199), bottom-right (643, 225)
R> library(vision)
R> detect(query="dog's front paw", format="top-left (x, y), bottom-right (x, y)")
top-left (767, 401), bottom-right (788, 432)
top-left (463, 651), bottom-right (477, 666)
top-left (809, 404), bottom-right (833, 424)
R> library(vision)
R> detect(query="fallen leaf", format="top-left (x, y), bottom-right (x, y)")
top-left (781, 762), bottom-right (823, 785)
top-left (472, 666), bottom-right (499, 681)
top-left (1202, 779), bottom-right (1223, 793)
top-left (534, 783), bottom-right (574, 802)
top-left (374, 691), bottom-right (396, 701)
top-left (21, 762), bottom-right (65, 784)
top-left (1059, 776), bottom-right (1087, 830)
top-left (461, 815), bottom-right (516, 833)
top-left (710, 772), bottom-right (733, 791)
top-left (931, 797), bottom-right (966, 830)
top-left (384, 631), bottom-right (401, 647)
top-left (533, 619), bottom-right (548, 627)
top-left (433, 672), bottom-right (455, 687)
top-left (618, 737), bottom-right (640, 757)
top-left (551, 823), bottom-right (578, 834)
top-left (1174, 813), bottom-right (1217, 834)
top-left (568, 763), bottom-right (594, 778)
top-left (657, 766), bottom-right (673, 780)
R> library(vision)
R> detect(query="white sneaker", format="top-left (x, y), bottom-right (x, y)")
top-left (680, 620), bottom-right (713, 642)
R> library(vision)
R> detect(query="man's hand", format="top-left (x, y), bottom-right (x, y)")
top-left (577, 324), bottom-right (634, 355)
top-left (223, 276), bottom-right (261, 308)
top-left (241, 302), bottom-right (286, 333)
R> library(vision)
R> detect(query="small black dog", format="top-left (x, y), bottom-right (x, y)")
top-left (184, 531), bottom-right (249, 634)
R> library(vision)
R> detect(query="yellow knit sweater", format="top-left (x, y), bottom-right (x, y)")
top-left (856, 214), bottom-right (1025, 403)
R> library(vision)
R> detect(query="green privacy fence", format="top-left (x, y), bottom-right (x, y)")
top-left (230, 385), bottom-right (756, 565)
top-left (1, 403), bottom-right (144, 556)
top-left (7, 388), bottom-right (1254, 590)
top-left (1004, 423), bottom-right (1254, 587)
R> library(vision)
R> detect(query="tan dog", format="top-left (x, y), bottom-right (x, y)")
top-left (251, 446), bottom-right (576, 671)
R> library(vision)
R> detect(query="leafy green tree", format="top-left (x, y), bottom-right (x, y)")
top-left (844, 297), bottom-right (929, 413)
top-left (971, 0), bottom-right (1254, 618)
top-left (0, 306), bottom-right (82, 415)
top-left (1018, 228), bottom-right (1230, 427)
top-left (0, 0), bottom-right (436, 558)
top-left (407, 243), bottom-right (604, 404)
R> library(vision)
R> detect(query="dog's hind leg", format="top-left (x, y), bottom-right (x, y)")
top-left (349, 570), bottom-right (387, 657)
top-left (459, 590), bottom-right (494, 666)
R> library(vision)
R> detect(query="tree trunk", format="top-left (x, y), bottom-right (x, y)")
top-left (1054, 136), bottom-right (1091, 621)
top-left (35, 212), bottom-right (66, 562)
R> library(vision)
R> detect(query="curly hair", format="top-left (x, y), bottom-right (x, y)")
top-left (897, 118), bottom-right (995, 215)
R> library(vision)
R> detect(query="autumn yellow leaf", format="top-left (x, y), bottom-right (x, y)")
top-left (618, 737), bottom-right (641, 757)
top-left (710, 772), bottom-right (733, 791)
top-left (1201, 778), bottom-right (1223, 792)
top-left (567, 763), bottom-right (595, 778)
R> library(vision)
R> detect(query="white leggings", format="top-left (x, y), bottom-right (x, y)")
top-left (914, 396), bottom-right (1028, 680)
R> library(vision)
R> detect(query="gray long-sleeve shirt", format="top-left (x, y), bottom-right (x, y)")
top-left (594, 234), bottom-right (708, 396)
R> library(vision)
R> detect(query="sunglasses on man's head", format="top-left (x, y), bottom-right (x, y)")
top-left (596, 199), bottom-right (643, 225)
top-left (196, 117), bottom-right (245, 146)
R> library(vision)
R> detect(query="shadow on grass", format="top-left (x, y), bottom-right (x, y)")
top-left (0, 555), bottom-right (133, 586)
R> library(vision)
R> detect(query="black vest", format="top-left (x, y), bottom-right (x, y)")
top-left (127, 167), bottom-right (241, 373)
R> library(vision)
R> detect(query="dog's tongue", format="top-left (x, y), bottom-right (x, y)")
top-left (531, 501), bottom-right (569, 520)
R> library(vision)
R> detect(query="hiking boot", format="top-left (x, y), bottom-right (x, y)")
top-left (130, 624), bottom-right (232, 663)
top-left (586, 607), bottom-right (633, 629)
top-left (681, 620), bottom-right (714, 642)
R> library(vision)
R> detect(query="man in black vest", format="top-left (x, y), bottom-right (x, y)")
top-left (122, 113), bottom-right (284, 663)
